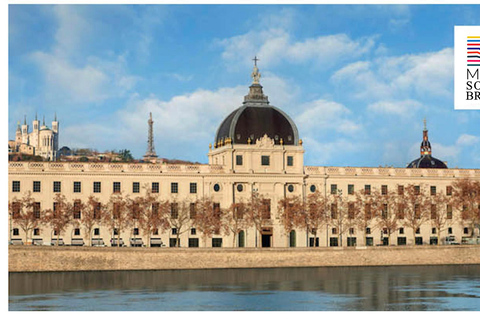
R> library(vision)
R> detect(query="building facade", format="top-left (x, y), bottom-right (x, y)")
top-left (7, 65), bottom-right (480, 248)
top-left (8, 114), bottom-right (59, 161)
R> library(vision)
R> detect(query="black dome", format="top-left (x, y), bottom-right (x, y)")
top-left (407, 155), bottom-right (448, 169)
top-left (214, 83), bottom-right (299, 146)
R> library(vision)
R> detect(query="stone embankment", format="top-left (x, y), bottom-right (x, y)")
top-left (9, 245), bottom-right (480, 273)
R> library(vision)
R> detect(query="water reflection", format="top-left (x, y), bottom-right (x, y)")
top-left (9, 265), bottom-right (480, 311)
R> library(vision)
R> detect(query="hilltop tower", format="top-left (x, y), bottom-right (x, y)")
top-left (143, 112), bottom-right (159, 163)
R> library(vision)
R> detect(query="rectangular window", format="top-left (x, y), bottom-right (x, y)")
top-left (171, 182), bottom-right (178, 194)
top-left (329, 238), bottom-right (339, 247)
top-left (365, 204), bottom-right (372, 220)
top-left (287, 156), bottom-right (294, 166)
top-left (113, 228), bottom-right (119, 235)
top-left (172, 228), bottom-right (178, 235)
top-left (381, 185), bottom-right (388, 195)
top-left (415, 237), bottom-right (423, 245)
top-left (53, 181), bottom-right (61, 193)
top-left (365, 185), bottom-right (371, 195)
top-left (348, 184), bottom-right (354, 195)
top-left (189, 238), bottom-right (199, 247)
top-left (73, 201), bottom-right (81, 219)
top-left (236, 155), bottom-right (243, 166)
top-left (171, 203), bottom-right (178, 219)
top-left (431, 204), bottom-right (437, 219)
top-left (398, 185), bottom-right (404, 195)
top-left (397, 204), bottom-right (405, 220)
top-left (73, 181), bottom-right (81, 193)
top-left (74, 228), bottom-right (80, 236)
top-left (349, 228), bottom-right (355, 235)
top-left (152, 182), bottom-right (159, 193)
top-left (169, 238), bottom-right (179, 247)
top-left (11, 202), bottom-right (21, 218)
top-left (190, 183), bottom-right (197, 194)
top-left (399, 227), bottom-right (404, 234)
top-left (416, 227), bottom-right (421, 234)
top-left (348, 203), bottom-right (355, 219)
top-left (93, 202), bottom-right (101, 219)
top-left (382, 203), bottom-right (388, 218)
top-left (414, 185), bottom-right (420, 195)
top-left (366, 227), bottom-right (371, 234)
top-left (94, 228), bottom-right (100, 236)
top-left (261, 155), bottom-right (270, 166)
top-left (464, 227), bottom-right (469, 234)
top-left (366, 237), bottom-right (374, 246)
top-left (33, 181), bottom-right (41, 193)
top-left (34, 228), bottom-right (40, 236)
top-left (191, 228), bottom-right (196, 235)
top-left (13, 228), bottom-right (19, 236)
top-left (12, 181), bottom-right (20, 192)
top-left (430, 186), bottom-right (437, 196)
top-left (152, 202), bottom-right (159, 216)
top-left (414, 204), bottom-right (420, 219)
top-left (448, 227), bottom-right (453, 234)
top-left (212, 238), bottom-right (223, 247)
top-left (331, 184), bottom-right (337, 195)
top-left (430, 237), bottom-right (438, 245)
top-left (332, 228), bottom-right (338, 235)
top-left (446, 186), bottom-right (452, 196)
top-left (152, 228), bottom-right (159, 235)
top-left (93, 181), bottom-right (101, 193)
top-left (261, 200), bottom-right (270, 220)
top-left (432, 228), bottom-right (437, 234)
top-left (133, 228), bottom-right (139, 235)
top-left (190, 203), bottom-right (196, 219)
top-left (132, 182), bottom-right (140, 193)
top-left (33, 202), bottom-right (41, 219)
top-left (397, 237), bottom-right (407, 246)
top-left (331, 203), bottom-right (338, 219)
top-left (347, 237), bottom-right (357, 247)
top-left (113, 182), bottom-right (121, 193)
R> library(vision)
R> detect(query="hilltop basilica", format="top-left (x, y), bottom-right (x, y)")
top-left (8, 62), bottom-right (480, 248)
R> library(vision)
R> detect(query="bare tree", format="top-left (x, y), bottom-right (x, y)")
top-left (104, 193), bottom-right (130, 247)
top-left (278, 195), bottom-right (303, 243)
top-left (244, 192), bottom-right (272, 248)
top-left (224, 201), bottom-right (251, 247)
top-left (138, 190), bottom-right (168, 247)
top-left (452, 178), bottom-right (480, 237)
top-left (43, 193), bottom-right (74, 246)
top-left (126, 195), bottom-right (145, 246)
top-left (299, 191), bottom-right (328, 247)
top-left (164, 199), bottom-right (192, 247)
top-left (11, 192), bottom-right (43, 245)
top-left (354, 189), bottom-right (381, 246)
top-left (429, 191), bottom-right (451, 245)
top-left (81, 196), bottom-right (104, 246)
top-left (328, 192), bottom-right (352, 247)
top-left (194, 197), bottom-right (225, 247)
top-left (375, 190), bottom-right (399, 245)
top-left (400, 184), bottom-right (429, 245)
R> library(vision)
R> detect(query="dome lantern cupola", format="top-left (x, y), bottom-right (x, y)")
top-left (214, 57), bottom-right (299, 148)
top-left (407, 119), bottom-right (447, 169)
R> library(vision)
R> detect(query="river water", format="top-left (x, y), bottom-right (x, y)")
top-left (8, 265), bottom-right (480, 311)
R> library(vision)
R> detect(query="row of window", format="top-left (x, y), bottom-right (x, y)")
top-left (329, 226), bottom-right (468, 235)
top-left (329, 184), bottom-right (452, 196)
top-left (12, 181), bottom-right (199, 194)
top-left (235, 155), bottom-right (294, 167)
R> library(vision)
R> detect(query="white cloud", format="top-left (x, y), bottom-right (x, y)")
top-left (295, 99), bottom-right (362, 135)
top-left (218, 29), bottom-right (376, 70)
top-left (367, 99), bottom-right (424, 116)
top-left (456, 134), bottom-right (480, 146)
top-left (332, 48), bottom-right (453, 100)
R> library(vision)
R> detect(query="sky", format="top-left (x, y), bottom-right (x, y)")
top-left (8, 4), bottom-right (480, 168)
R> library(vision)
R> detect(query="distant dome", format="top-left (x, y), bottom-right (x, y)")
top-left (407, 155), bottom-right (447, 169)
top-left (407, 119), bottom-right (447, 169)
top-left (214, 64), bottom-right (299, 147)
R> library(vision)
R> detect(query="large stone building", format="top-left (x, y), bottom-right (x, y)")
top-left (8, 114), bottom-right (59, 161)
top-left (7, 64), bottom-right (480, 248)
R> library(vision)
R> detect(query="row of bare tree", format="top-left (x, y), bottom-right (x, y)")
top-left (9, 179), bottom-right (480, 247)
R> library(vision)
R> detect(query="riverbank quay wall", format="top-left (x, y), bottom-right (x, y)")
top-left (9, 245), bottom-right (480, 272)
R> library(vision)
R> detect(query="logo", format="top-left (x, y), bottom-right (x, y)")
top-left (454, 26), bottom-right (480, 109)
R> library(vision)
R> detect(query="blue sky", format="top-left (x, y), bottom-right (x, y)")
top-left (8, 4), bottom-right (480, 168)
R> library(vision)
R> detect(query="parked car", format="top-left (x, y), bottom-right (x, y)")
top-left (445, 236), bottom-right (460, 245)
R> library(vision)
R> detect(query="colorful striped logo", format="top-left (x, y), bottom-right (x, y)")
top-left (467, 36), bottom-right (480, 66)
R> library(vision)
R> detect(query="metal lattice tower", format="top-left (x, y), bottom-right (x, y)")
top-left (144, 112), bottom-right (157, 158)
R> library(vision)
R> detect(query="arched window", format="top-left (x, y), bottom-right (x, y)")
top-left (238, 230), bottom-right (245, 248)
top-left (289, 230), bottom-right (296, 247)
